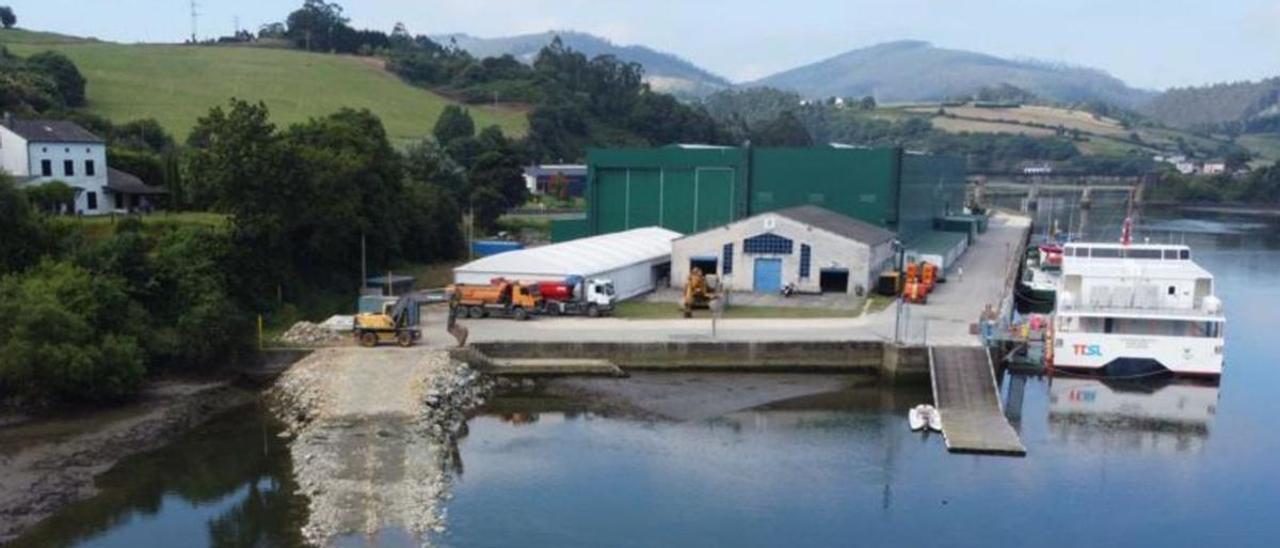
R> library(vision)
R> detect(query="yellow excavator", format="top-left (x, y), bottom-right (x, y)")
top-left (682, 267), bottom-right (717, 318)
top-left (353, 294), bottom-right (421, 347)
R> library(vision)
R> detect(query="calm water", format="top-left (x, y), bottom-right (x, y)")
top-left (14, 203), bottom-right (1280, 547)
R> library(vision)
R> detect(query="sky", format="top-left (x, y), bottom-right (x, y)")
top-left (10, 0), bottom-right (1280, 90)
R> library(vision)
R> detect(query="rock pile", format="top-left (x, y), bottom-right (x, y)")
top-left (279, 321), bottom-right (345, 345)
top-left (422, 360), bottom-right (493, 443)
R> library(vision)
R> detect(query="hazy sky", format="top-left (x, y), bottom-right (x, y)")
top-left (12, 0), bottom-right (1280, 90)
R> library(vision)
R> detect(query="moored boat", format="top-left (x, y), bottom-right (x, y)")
top-left (1050, 235), bottom-right (1226, 377)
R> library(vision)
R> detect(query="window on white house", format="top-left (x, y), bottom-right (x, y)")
top-left (64, 160), bottom-right (74, 176)
top-left (85, 160), bottom-right (95, 176)
top-left (41, 159), bottom-right (52, 176)
top-left (87, 191), bottom-right (98, 210)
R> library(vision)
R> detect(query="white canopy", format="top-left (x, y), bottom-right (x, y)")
top-left (454, 227), bottom-right (680, 294)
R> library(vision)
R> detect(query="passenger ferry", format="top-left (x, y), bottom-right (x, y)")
top-left (1050, 232), bottom-right (1225, 377)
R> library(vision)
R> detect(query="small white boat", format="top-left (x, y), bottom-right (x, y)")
top-left (909, 404), bottom-right (943, 432)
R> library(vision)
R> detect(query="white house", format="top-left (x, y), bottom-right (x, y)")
top-left (1201, 162), bottom-right (1227, 175)
top-left (671, 205), bottom-right (896, 296)
top-left (0, 118), bottom-right (164, 215)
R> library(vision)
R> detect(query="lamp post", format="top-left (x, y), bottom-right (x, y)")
top-left (892, 239), bottom-right (904, 344)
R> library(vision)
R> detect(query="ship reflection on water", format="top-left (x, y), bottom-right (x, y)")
top-left (1046, 377), bottom-right (1218, 453)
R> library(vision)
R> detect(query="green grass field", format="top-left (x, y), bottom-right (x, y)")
top-left (52, 211), bottom-right (229, 240)
top-left (0, 29), bottom-right (528, 144)
top-left (1238, 133), bottom-right (1280, 164)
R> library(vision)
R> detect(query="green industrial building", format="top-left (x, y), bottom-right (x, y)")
top-left (553, 144), bottom-right (968, 247)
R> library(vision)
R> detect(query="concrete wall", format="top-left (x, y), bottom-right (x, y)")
top-left (469, 341), bottom-right (931, 383)
top-left (672, 212), bottom-right (891, 294)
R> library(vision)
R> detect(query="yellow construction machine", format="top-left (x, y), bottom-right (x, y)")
top-left (681, 267), bottom-right (718, 318)
top-left (353, 294), bottom-right (421, 347)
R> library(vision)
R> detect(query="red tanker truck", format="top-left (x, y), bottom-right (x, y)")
top-left (535, 276), bottom-right (615, 317)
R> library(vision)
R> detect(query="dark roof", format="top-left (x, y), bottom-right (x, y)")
top-left (773, 205), bottom-right (896, 245)
top-left (106, 168), bottom-right (168, 195)
top-left (3, 119), bottom-right (105, 144)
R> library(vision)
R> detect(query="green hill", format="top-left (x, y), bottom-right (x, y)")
top-left (0, 29), bottom-right (528, 143)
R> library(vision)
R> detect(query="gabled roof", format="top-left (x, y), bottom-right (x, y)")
top-left (2, 119), bottom-right (104, 144)
top-left (772, 205), bottom-right (896, 245)
top-left (106, 168), bottom-right (168, 195)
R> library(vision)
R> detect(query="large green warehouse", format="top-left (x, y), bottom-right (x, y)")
top-left (554, 145), bottom-right (967, 243)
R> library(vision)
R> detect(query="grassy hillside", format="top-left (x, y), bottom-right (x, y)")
top-left (891, 103), bottom-right (1243, 157)
top-left (0, 29), bottom-right (528, 143)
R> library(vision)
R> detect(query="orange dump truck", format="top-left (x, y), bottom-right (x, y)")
top-left (450, 279), bottom-right (541, 320)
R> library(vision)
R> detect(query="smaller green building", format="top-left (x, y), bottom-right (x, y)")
top-left (559, 144), bottom-right (967, 244)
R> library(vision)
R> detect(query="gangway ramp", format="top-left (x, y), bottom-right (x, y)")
top-left (930, 346), bottom-right (1026, 456)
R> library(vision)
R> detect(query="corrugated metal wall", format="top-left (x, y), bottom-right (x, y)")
top-left (898, 153), bottom-right (968, 241)
top-left (750, 147), bottom-right (899, 227)
top-left (584, 146), bottom-right (965, 241)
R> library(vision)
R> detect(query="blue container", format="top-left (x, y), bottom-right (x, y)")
top-left (472, 240), bottom-right (524, 257)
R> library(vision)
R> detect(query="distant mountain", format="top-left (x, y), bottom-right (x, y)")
top-left (433, 31), bottom-right (732, 98)
top-left (745, 40), bottom-right (1154, 108)
top-left (1141, 78), bottom-right (1280, 129)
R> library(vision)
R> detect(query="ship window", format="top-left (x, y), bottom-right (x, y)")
top-left (1127, 249), bottom-right (1161, 259)
top-left (1180, 250), bottom-right (1190, 260)
top-left (1163, 249), bottom-right (1178, 260)
top-left (1092, 248), bottom-right (1121, 258)
top-left (1168, 286), bottom-right (1176, 295)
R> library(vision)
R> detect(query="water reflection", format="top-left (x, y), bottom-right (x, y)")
top-left (1047, 377), bottom-right (1218, 453)
top-left (10, 405), bottom-right (305, 548)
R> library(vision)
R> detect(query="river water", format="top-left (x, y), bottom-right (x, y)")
top-left (12, 198), bottom-right (1280, 547)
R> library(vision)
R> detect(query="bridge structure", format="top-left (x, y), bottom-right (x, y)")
top-left (968, 173), bottom-right (1148, 212)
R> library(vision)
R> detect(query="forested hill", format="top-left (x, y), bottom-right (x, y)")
top-left (1141, 78), bottom-right (1280, 131)
top-left (746, 40), bottom-right (1153, 108)
top-left (435, 31), bottom-right (732, 98)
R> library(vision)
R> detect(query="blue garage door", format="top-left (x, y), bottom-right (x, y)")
top-left (753, 258), bottom-right (782, 293)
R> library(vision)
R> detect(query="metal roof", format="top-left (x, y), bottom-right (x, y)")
top-left (772, 205), bottom-right (896, 245)
top-left (455, 226), bottom-right (681, 278)
top-left (3, 119), bottom-right (104, 143)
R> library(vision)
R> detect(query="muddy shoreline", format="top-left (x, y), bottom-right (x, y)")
top-left (0, 381), bottom-right (256, 544)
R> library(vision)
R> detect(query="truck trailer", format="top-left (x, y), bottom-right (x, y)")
top-left (450, 279), bottom-right (540, 320)
top-left (536, 276), bottom-right (615, 317)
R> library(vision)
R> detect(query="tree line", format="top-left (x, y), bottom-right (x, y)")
top-left (252, 1), bottom-right (728, 162)
top-left (0, 98), bottom-right (489, 407)
top-left (0, 45), bottom-right (85, 113)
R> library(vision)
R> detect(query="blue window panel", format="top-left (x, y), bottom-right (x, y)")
top-left (723, 243), bottom-right (734, 274)
top-left (800, 244), bottom-right (812, 278)
top-left (743, 233), bottom-right (794, 255)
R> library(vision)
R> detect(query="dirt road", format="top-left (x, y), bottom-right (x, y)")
top-left (271, 347), bottom-right (488, 545)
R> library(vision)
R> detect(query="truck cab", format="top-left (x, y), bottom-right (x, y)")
top-left (584, 278), bottom-right (616, 308)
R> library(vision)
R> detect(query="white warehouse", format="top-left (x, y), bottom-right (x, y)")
top-left (671, 205), bottom-right (896, 295)
top-left (453, 226), bottom-right (680, 300)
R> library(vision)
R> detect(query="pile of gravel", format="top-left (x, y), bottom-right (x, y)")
top-left (279, 321), bottom-right (345, 345)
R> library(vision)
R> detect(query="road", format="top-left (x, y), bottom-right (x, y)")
top-left (424, 213), bottom-right (1030, 349)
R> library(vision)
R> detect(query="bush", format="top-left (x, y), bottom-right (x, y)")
top-left (0, 261), bottom-right (145, 404)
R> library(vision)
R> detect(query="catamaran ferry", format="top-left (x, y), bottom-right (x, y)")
top-left (1050, 239), bottom-right (1225, 377)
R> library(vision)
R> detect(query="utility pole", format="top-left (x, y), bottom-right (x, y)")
top-left (189, 0), bottom-right (199, 43)
top-left (361, 232), bottom-right (367, 290)
top-left (467, 200), bottom-right (475, 261)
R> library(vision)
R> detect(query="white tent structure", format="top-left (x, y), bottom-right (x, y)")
top-left (453, 227), bottom-right (681, 300)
